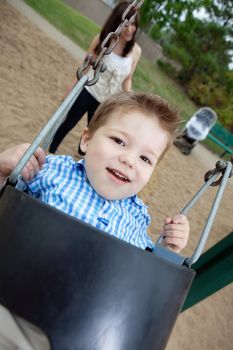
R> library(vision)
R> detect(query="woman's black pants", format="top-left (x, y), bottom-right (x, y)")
top-left (49, 88), bottom-right (100, 154)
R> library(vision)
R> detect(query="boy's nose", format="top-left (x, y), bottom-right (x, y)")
top-left (119, 153), bottom-right (135, 168)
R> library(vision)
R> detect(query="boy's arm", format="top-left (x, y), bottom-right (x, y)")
top-left (0, 144), bottom-right (46, 188)
top-left (160, 214), bottom-right (190, 253)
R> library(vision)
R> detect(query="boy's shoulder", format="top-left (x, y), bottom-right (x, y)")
top-left (126, 195), bottom-right (150, 222)
top-left (45, 155), bottom-right (84, 169)
top-left (46, 154), bottom-right (75, 163)
top-left (42, 155), bottom-right (85, 178)
top-left (130, 195), bottom-right (147, 209)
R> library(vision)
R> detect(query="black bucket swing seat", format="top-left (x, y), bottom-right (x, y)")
top-left (0, 76), bottom-right (232, 350)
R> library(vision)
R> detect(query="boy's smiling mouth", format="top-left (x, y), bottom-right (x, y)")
top-left (106, 168), bottom-right (130, 183)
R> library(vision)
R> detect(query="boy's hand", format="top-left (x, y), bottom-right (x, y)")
top-left (161, 214), bottom-right (189, 253)
top-left (0, 143), bottom-right (46, 187)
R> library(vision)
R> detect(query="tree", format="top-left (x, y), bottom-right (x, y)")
top-left (163, 18), bottom-right (233, 84)
top-left (140, 0), bottom-right (210, 35)
top-left (206, 0), bottom-right (233, 28)
top-left (140, 0), bottom-right (233, 129)
top-left (158, 17), bottom-right (232, 128)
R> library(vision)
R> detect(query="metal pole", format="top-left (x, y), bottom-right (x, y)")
top-left (9, 75), bottom-right (88, 184)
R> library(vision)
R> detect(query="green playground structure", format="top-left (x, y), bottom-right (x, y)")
top-left (182, 231), bottom-right (233, 311)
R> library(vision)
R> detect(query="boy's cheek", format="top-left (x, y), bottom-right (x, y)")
top-left (86, 144), bottom-right (104, 161)
top-left (96, 145), bottom-right (116, 164)
top-left (139, 170), bottom-right (154, 190)
top-left (145, 166), bottom-right (155, 182)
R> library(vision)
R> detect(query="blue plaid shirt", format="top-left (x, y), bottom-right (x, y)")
top-left (26, 156), bottom-right (154, 250)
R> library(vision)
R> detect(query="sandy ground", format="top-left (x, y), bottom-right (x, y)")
top-left (0, 1), bottom-right (232, 349)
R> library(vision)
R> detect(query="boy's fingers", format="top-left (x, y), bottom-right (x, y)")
top-left (21, 167), bottom-right (30, 181)
top-left (164, 217), bottom-right (172, 224)
top-left (21, 147), bottom-right (46, 181)
top-left (22, 164), bottom-right (33, 181)
top-left (22, 159), bottom-right (37, 181)
top-left (172, 214), bottom-right (187, 224)
top-left (164, 236), bottom-right (184, 245)
top-left (164, 237), bottom-right (186, 252)
top-left (34, 147), bottom-right (46, 168)
top-left (162, 215), bottom-right (189, 253)
top-left (163, 230), bottom-right (186, 239)
top-left (26, 157), bottom-right (38, 175)
top-left (164, 215), bottom-right (188, 225)
top-left (164, 224), bottom-right (187, 232)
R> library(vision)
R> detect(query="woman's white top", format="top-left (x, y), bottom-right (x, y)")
top-left (86, 51), bottom-right (133, 103)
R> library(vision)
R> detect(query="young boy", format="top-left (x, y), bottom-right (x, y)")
top-left (0, 91), bottom-right (189, 253)
top-left (0, 91), bottom-right (190, 349)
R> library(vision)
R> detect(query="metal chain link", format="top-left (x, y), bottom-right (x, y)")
top-left (77, 0), bottom-right (144, 86)
top-left (204, 157), bottom-right (233, 186)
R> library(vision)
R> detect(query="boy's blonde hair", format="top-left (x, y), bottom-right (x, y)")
top-left (88, 92), bottom-right (180, 141)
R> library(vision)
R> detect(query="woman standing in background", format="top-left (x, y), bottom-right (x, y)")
top-left (49, 1), bottom-right (141, 155)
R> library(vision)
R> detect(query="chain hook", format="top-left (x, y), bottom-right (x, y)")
top-left (204, 158), bottom-right (233, 186)
top-left (76, 54), bottom-right (94, 80)
top-left (85, 62), bottom-right (107, 86)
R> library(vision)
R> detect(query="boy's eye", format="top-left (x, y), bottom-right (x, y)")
top-left (140, 155), bottom-right (151, 164)
top-left (111, 137), bottom-right (125, 147)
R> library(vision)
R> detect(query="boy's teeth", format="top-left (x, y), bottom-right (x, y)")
top-left (112, 169), bottom-right (128, 181)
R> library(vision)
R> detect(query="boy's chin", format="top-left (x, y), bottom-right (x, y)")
top-left (95, 188), bottom-right (135, 201)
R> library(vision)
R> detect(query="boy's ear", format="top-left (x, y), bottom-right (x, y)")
top-left (80, 128), bottom-right (90, 153)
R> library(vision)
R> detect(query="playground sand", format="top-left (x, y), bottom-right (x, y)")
top-left (0, 1), bottom-right (232, 349)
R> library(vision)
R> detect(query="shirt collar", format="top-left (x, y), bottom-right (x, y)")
top-left (76, 158), bottom-right (85, 169)
top-left (76, 159), bottom-right (86, 177)
top-left (76, 159), bottom-right (147, 211)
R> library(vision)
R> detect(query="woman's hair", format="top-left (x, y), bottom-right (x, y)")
top-left (94, 1), bottom-right (140, 57)
top-left (88, 91), bottom-right (180, 140)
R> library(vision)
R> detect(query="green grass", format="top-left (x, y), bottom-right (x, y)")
top-left (24, 0), bottom-right (100, 50)
top-left (202, 138), bottom-right (232, 161)
top-left (133, 58), bottom-right (196, 121)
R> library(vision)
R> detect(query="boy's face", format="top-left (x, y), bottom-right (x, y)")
top-left (81, 109), bottom-right (170, 200)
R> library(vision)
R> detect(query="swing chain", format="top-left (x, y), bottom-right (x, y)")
top-left (204, 157), bottom-right (233, 186)
top-left (77, 0), bottom-right (144, 86)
